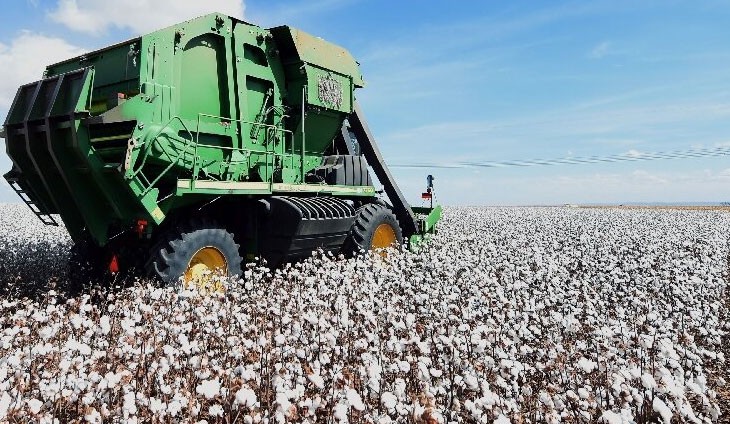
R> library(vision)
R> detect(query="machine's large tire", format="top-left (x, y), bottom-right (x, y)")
top-left (146, 218), bottom-right (242, 287)
top-left (342, 203), bottom-right (403, 257)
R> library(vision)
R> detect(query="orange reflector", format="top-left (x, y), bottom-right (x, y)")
top-left (109, 255), bottom-right (119, 274)
top-left (421, 192), bottom-right (432, 199)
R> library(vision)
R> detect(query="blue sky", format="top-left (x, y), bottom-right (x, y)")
top-left (2, 0), bottom-right (730, 205)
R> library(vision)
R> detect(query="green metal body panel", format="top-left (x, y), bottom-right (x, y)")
top-left (3, 12), bottom-right (440, 252)
top-left (409, 205), bottom-right (442, 250)
top-left (3, 13), bottom-right (371, 245)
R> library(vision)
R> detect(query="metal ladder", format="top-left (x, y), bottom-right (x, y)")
top-left (6, 178), bottom-right (59, 226)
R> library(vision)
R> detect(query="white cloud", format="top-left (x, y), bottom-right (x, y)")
top-left (0, 32), bottom-right (85, 111)
top-left (48, 0), bottom-right (245, 35)
top-left (589, 41), bottom-right (611, 58)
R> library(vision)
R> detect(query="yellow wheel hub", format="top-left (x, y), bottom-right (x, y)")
top-left (184, 246), bottom-right (227, 293)
top-left (371, 223), bottom-right (397, 251)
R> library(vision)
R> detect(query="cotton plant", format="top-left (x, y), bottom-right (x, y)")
top-left (0, 204), bottom-right (727, 422)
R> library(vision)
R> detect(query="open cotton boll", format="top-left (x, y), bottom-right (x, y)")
top-left (381, 392), bottom-right (398, 411)
top-left (641, 373), bottom-right (657, 390)
top-left (307, 373), bottom-right (325, 389)
top-left (652, 397), bottom-right (673, 424)
top-left (332, 401), bottom-right (349, 422)
top-left (235, 386), bottom-right (257, 408)
top-left (196, 379), bottom-right (220, 400)
top-left (26, 399), bottom-right (43, 414)
top-left (577, 357), bottom-right (597, 373)
top-left (494, 414), bottom-right (511, 424)
top-left (346, 389), bottom-right (365, 411)
top-left (208, 404), bottom-right (224, 417)
top-left (99, 316), bottom-right (111, 335)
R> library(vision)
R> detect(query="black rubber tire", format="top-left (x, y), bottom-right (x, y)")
top-left (341, 203), bottom-right (403, 257)
top-left (146, 218), bottom-right (243, 285)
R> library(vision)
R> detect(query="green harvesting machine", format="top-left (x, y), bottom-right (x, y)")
top-left (1, 13), bottom-right (441, 284)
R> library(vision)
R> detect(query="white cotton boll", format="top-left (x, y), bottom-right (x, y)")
top-left (417, 362), bottom-right (430, 381)
top-left (346, 389), bottom-right (365, 411)
top-left (99, 316), bottom-right (111, 335)
top-left (274, 333), bottom-right (286, 345)
top-left (324, 332), bottom-right (337, 347)
top-left (38, 326), bottom-right (55, 341)
top-left (405, 313), bottom-right (416, 327)
top-left (162, 344), bottom-right (175, 357)
top-left (629, 367), bottom-right (642, 380)
top-left (494, 414), bottom-right (511, 424)
top-left (333, 401), bottom-right (349, 422)
top-left (577, 388), bottom-right (589, 399)
top-left (464, 374), bottom-right (479, 391)
top-left (168, 399), bottom-right (183, 417)
top-left (208, 404), bottom-right (224, 417)
top-left (538, 392), bottom-right (554, 408)
top-left (430, 368), bottom-right (443, 378)
top-left (76, 342), bottom-right (92, 356)
top-left (196, 378), bottom-right (220, 399)
top-left (684, 380), bottom-right (702, 396)
top-left (0, 392), bottom-right (11, 419)
top-left (381, 392), bottom-right (397, 411)
top-left (27, 398), bottom-right (43, 414)
top-left (678, 402), bottom-right (699, 423)
top-left (694, 375), bottom-right (707, 392)
top-left (411, 404), bottom-right (426, 422)
top-left (652, 397), bottom-right (673, 424)
top-left (577, 357), bottom-right (597, 373)
top-left (82, 392), bottom-right (95, 405)
top-left (70, 314), bottom-right (83, 329)
top-left (257, 335), bottom-right (268, 348)
top-left (641, 373), bottom-right (657, 390)
top-left (103, 372), bottom-right (122, 390)
top-left (235, 387), bottom-right (257, 408)
top-left (123, 392), bottom-right (137, 415)
top-left (149, 397), bottom-right (165, 415)
top-left (599, 410), bottom-right (624, 424)
top-left (307, 373), bottom-right (325, 389)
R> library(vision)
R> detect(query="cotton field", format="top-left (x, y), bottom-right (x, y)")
top-left (0, 203), bottom-right (728, 423)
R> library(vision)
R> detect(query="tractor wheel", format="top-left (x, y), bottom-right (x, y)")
top-left (146, 218), bottom-right (242, 291)
top-left (342, 203), bottom-right (403, 256)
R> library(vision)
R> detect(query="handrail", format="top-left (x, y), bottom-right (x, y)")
top-left (192, 112), bottom-right (293, 184)
top-left (132, 112), bottom-right (294, 196)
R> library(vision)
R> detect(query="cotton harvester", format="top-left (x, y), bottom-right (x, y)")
top-left (1, 13), bottom-right (441, 286)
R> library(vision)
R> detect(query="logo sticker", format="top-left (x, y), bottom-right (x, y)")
top-left (317, 74), bottom-right (343, 109)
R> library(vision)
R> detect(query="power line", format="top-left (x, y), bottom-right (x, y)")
top-left (389, 145), bottom-right (730, 169)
